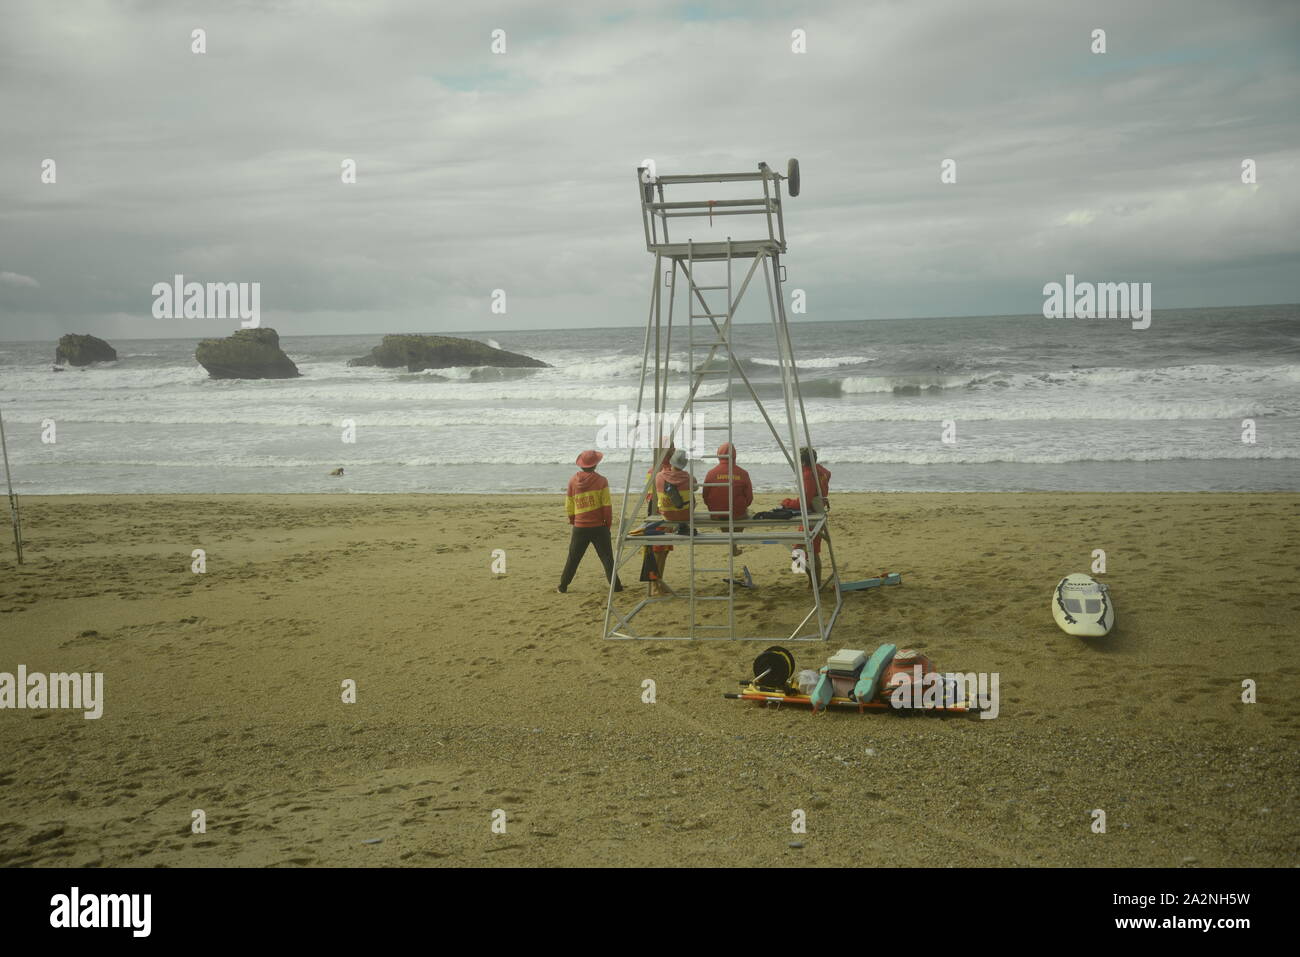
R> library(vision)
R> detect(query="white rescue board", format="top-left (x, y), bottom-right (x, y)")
top-left (1052, 573), bottom-right (1114, 637)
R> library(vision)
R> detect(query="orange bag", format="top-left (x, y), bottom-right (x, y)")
top-left (879, 649), bottom-right (934, 702)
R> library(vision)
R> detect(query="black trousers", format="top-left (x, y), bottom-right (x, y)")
top-left (560, 525), bottom-right (623, 589)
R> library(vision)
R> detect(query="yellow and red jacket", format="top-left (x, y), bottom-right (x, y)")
top-left (566, 470), bottom-right (612, 527)
top-left (654, 465), bottom-right (693, 522)
top-left (645, 449), bottom-right (675, 513)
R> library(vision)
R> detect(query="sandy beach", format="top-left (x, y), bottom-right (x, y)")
top-left (0, 492), bottom-right (1296, 867)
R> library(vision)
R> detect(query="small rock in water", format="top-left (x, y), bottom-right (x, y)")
top-left (361, 838), bottom-right (383, 845)
top-left (788, 841), bottom-right (804, 849)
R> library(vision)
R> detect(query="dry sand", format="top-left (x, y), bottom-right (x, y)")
top-left (0, 492), bottom-right (1296, 867)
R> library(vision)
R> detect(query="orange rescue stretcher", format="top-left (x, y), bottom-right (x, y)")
top-left (723, 645), bottom-right (980, 716)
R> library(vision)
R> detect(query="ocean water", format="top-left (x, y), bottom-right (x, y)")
top-left (1, 305), bottom-right (1297, 495)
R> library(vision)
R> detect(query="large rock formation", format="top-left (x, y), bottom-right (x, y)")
top-left (194, 328), bottom-right (300, 379)
top-left (55, 334), bottom-right (117, 366)
top-left (347, 335), bottom-right (549, 372)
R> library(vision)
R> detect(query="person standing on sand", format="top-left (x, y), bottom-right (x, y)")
top-left (702, 442), bottom-right (753, 556)
top-left (793, 446), bottom-right (831, 591)
top-left (651, 448), bottom-right (695, 596)
top-left (558, 450), bottom-right (623, 594)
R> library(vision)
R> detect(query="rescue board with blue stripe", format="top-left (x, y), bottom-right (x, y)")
top-left (842, 573), bottom-right (901, 591)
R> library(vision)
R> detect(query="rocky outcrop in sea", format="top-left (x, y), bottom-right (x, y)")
top-left (347, 335), bottom-right (549, 373)
top-left (194, 328), bottom-right (300, 379)
top-left (55, 334), bottom-right (117, 366)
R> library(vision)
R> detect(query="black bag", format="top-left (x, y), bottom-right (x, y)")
top-left (752, 506), bottom-right (797, 520)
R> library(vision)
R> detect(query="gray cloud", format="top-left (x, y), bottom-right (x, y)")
top-left (0, 0), bottom-right (1297, 341)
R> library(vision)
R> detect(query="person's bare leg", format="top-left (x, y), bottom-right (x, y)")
top-left (651, 551), bottom-right (671, 596)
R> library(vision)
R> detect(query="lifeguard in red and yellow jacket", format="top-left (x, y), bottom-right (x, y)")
top-left (702, 442), bottom-right (753, 556)
top-left (558, 450), bottom-right (623, 594)
top-left (645, 439), bottom-right (675, 515)
top-left (649, 449), bottom-right (695, 596)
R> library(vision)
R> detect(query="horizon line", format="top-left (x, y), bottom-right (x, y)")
top-left (2, 300), bottom-right (1297, 344)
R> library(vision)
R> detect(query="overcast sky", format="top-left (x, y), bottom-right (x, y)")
top-left (1, 0), bottom-right (1297, 341)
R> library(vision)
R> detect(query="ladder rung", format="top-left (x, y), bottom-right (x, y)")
top-left (699, 425), bottom-right (733, 430)
top-left (692, 369), bottom-right (730, 375)
top-left (700, 482), bottom-right (736, 487)
top-left (691, 313), bottom-right (728, 319)
top-left (689, 341), bottom-right (729, 347)
top-left (692, 284), bottom-right (728, 290)
top-left (694, 567), bottom-right (731, 573)
top-left (690, 397), bottom-right (731, 403)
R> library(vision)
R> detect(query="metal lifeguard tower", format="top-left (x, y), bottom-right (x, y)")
top-left (602, 159), bottom-right (842, 641)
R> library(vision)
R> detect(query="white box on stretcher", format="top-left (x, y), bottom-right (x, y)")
top-left (826, 649), bottom-right (867, 673)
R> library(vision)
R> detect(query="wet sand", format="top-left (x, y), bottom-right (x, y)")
top-left (0, 492), bottom-right (1296, 867)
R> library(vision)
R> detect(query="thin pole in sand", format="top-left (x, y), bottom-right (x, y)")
top-left (0, 409), bottom-right (22, 564)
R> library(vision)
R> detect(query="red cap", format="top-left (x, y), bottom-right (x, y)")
top-left (576, 450), bottom-right (603, 468)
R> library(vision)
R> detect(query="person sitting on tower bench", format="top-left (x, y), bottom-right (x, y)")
top-left (651, 449), bottom-right (695, 597)
top-left (702, 442), bottom-right (753, 556)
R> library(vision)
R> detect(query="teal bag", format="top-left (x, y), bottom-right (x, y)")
top-left (852, 643), bottom-right (898, 703)
top-left (810, 669), bottom-right (834, 712)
